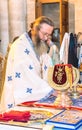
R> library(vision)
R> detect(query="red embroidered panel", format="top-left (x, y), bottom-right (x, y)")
top-left (53, 64), bottom-right (72, 85)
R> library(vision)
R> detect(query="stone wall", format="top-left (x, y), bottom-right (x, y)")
top-left (69, 0), bottom-right (82, 34)
top-left (0, 0), bottom-right (82, 55)
top-left (0, 0), bottom-right (35, 55)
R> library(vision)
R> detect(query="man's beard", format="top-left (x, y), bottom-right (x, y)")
top-left (34, 34), bottom-right (49, 57)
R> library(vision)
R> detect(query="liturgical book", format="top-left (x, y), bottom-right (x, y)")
top-left (45, 110), bottom-right (82, 129)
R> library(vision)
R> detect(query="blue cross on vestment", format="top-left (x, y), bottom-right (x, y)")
top-left (24, 48), bottom-right (30, 55)
top-left (15, 72), bottom-right (21, 78)
top-left (44, 65), bottom-right (47, 71)
top-left (29, 65), bottom-right (33, 70)
top-left (8, 76), bottom-right (12, 81)
top-left (8, 104), bottom-right (13, 108)
top-left (26, 88), bottom-right (32, 94)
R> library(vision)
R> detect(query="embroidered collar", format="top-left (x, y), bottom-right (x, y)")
top-left (24, 32), bottom-right (40, 60)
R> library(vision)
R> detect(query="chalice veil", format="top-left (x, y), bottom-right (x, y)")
top-left (48, 64), bottom-right (79, 107)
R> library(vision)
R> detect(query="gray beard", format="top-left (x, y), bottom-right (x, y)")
top-left (34, 41), bottom-right (49, 57)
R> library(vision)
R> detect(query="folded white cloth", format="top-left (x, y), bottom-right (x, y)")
top-left (60, 33), bottom-right (70, 64)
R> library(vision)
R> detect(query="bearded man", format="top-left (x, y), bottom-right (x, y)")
top-left (1, 16), bottom-right (56, 111)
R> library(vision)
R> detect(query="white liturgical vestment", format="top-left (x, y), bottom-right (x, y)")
top-left (1, 32), bottom-right (54, 111)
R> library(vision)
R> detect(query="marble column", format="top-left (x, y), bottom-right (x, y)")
top-left (8, 0), bottom-right (26, 42)
top-left (0, 0), bottom-right (9, 55)
top-left (26, 0), bottom-right (36, 30)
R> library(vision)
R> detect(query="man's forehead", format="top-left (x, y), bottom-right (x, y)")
top-left (40, 23), bottom-right (54, 33)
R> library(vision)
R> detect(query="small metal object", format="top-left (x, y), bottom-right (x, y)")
top-left (71, 86), bottom-right (80, 99)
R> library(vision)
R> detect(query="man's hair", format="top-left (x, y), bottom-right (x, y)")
top-left (30, 16), bottom-right (54, 30)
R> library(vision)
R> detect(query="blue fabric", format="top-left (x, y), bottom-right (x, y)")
top-left (68, 33), bottom-right (78, 68)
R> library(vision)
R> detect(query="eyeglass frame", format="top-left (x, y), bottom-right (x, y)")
top-left (39, 30), bottom-right (52, 39)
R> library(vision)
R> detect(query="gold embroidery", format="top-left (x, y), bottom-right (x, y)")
top-left (48, 66), bottom-right (70, 91)
top-left (54, 66), bottom-right (64, 83)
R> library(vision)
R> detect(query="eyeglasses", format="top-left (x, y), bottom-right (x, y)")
top-left (39, 30), bottom-right (52, 39)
